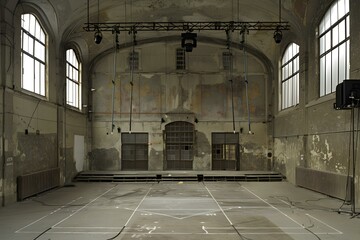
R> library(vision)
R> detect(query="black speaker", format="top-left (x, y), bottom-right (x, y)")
top-left (334, 80), bottom-right (360, 109)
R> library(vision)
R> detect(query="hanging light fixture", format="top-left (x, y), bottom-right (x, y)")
top-left (274, 0), bottom-right (283, 44)
top-left (94, 27), bottom-right (103, 44)
top-left (181, 32), bottom-right (197, 52)
top-left (94, 0), bottom-right (102, 44)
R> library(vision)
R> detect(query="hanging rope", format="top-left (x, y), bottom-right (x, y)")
top-left (111, 28), bottom-right (120, 134)
top-left (129, 30), bottom-right (137, 133)
top-left (241, 27), bottom-right (252, 134)
top-left (226, 30), bottom-right (236, 134)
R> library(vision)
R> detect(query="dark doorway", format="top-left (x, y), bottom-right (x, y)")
top-left (121, 133), bottom-right (148, 170)
top-left (212, 132), bottom-right (239, 170)
top-left (165, 121), bottom-right (194, 170)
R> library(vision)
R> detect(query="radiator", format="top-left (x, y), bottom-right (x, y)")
top-left (296, 167), bottom-right (351, 201)
top-left (17, 168), bottom-right (60, 201)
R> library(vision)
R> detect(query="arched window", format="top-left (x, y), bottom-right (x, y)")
top-left (281, 43), bottom-right (299, 110)
top-left (319, 0), bottom-right (350, 96)
top-left (66, 49), bottom-right (81, 109)
top-left (21, 13), bottom-right (47, 96)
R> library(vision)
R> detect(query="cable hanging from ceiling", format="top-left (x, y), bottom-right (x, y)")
top-left (110, 27), bottom-right (120, 134)
top-left (129, 29), bottom-right (137, 133)
top-left (226, 29), bottom-right (236, 134)
top-left (240, 26), bottom-right (253, 134)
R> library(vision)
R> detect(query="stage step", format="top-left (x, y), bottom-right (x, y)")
top-left (74, 171), bottom-right (284, 183)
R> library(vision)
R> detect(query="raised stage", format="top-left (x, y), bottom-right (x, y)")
top-left (74, 170), bottom-right (285, 182)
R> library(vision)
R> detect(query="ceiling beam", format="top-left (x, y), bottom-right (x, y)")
top-left (83, 21), bottom-right (290, 32)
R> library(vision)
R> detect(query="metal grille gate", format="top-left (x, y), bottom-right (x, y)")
top-left (165, 121), bottom-right (194, 170)
top-left (121, 133), bottom-right (148, 170)
top-left (212, 132), bottom-right (239, 170)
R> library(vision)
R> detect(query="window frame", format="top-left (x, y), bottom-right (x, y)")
top-left (66, 49), bottom-right (82, 110)
top-left (318, 0), bottom-right (350, 97)
top-left (176, 48), bottom-right (186, 70)
top-left (128, 51), bottom-right (139, 71)
top-left (280, 43), bottom-right (300, 110)
top-left (222, 51), bottom-right (233, 71)
top-left (20, 13), bottom-right (47, 97)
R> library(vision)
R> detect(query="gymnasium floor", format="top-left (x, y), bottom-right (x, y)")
top-left (0, 181), bottom-right (359, 240)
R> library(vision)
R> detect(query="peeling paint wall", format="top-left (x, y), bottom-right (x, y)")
top-left (273, 0), bottom-right (360, 205)
top-left (0, 2), bottom-right (89, 206)
top-left (91, 42), bottom-right (271, 171)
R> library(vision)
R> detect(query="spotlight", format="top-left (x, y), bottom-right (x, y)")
top-left (94, 29), bottom-right (103, 44)
top-left (181, 32), bottom-right (197, 52)
top-left (273, 27), bottom-right (282, 44)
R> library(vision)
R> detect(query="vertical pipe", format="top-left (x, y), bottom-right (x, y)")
top-left (243, 35), bottom-right (252, 134)
top-left (87, 0), bottom-right (90, 28)
top-left (351, 107), bottom-right (355, 214)
top-left (227, 30), bottom-right (235, 133)
top-left (111, 32), bottom-right (117, 134)
top-left (129, 33), bottom-right (135, 133)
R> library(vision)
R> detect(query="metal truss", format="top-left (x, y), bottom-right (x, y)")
top-left (83, 21), bottom-right (290, 32)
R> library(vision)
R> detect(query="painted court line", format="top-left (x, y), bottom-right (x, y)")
top-left (15, 197), bottom-right (82, 233)
top-left (306, 214), bottom-right (343, 234)
top-left (242, 186), bottom-right (304, 228)
top-left (52, 185), bottom-right (118, 228)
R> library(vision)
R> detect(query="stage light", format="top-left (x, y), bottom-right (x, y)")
top-left (181, 32), bottom-right (197, 52)
top-left (94, 28), bottom-right (103, 44)
top-left (273, 27), bottom-right (282, 44)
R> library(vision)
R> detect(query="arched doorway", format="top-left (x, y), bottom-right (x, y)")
top-left (165, 121), bottom-right (194, 170)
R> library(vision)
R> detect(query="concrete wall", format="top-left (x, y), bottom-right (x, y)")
top-left (0, 2), bottom-right (89, 206)
top-left (273, 0), bottom-right (360, 205)
top-left (90, 42), bottom-right (271, 171)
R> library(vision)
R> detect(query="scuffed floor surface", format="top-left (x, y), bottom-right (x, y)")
top-left (0, 181), bottom-right (359, 240)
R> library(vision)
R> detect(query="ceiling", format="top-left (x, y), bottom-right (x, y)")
top-left (4, 0), bottom-right (313, 64)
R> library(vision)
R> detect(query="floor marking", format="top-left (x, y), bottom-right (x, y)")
top-left (15, 230), bottom-right (342, 235)
top-left (15, 197), bottom-right (82, 233)
top-left (124, 186), bottom-right (153, 226)
top-left (202, 226), bottom-right (209, 234)
top-left (51, 185), bottom-right (118, 228)
top-left (204, 185), bottom-right (234, 225)
top-left (242, 186), bottom-right (304, 228)
top-left (306, 214), bottom-right (343, 234)
top-left (136, 209), bottom-right (220, 220)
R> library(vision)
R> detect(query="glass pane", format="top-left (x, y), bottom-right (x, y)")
top-left (289, 77), bottom-right (293, 106)
top-left (325, 32), bottom-right (331, 52)
top-left (338, 20), bottom-right (346, 42)
top-left (282, 82), bottom-right (285, 109)
top-left (332, 25), bottom-right (339, 46)
top-left (34, 41), bottom-right (45, 62)
top-left (324, 11), bottom-right (331, 31)
top-left (22, 54), bottom-right (34, 92)
top-left (22, 33), bottom-right (29, 52)
top-left (40, 63), bottom-right (45, 96)
top-left (34, 61), bottom-right (40, 94)
top-left (284, 81), bottom-right (288, 108)
top-left (332, 47), bottom-right (339, 92)
top-left (346, 16), bottom-right (350, 38)
top-left (338, 0), bottom-right (345, 18)
top-left (331, 2), bottom-right (338, 25)
top-left (289, 62), bottom-right (293, 76)
top-left (320, 57), bottom-right (325, 97)
top-left (295, 56), bottom-right (300, 72)
top-left (320, 36), bottom-right (325, 54)
top-left (319, 19), bottom-right (325, 35)
top-left (29, 14), bottom-right (36, 35)
top-left (21, 14), bottom-right (29, 30)
top-left (339, 43), bottom-right (346, 83)
top-left (296, 74), bottom-right (300, 104)
top-left (345, 0), bottom-right (349, 13)
top-left (325, 53), bottom-right (332, 95)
